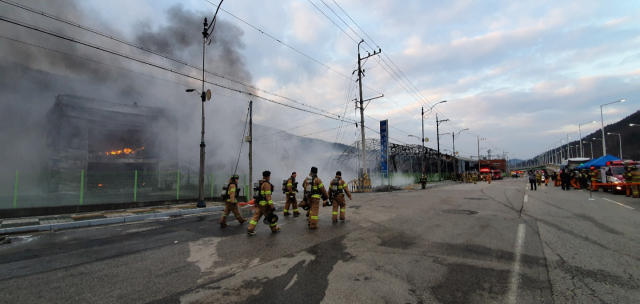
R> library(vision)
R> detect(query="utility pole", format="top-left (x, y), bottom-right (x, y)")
top-left (477, 136), bottom-right (486, 172)
top-left (356, 39), bottom-right (381, 183)
top-left (248, 100), bottom-right (253, 189)
top-left (453, 128), bottom-right (469, 173)
top-left (421, 107), bottom-right (425, 174)
top-left (436, 113), bottom-right (449, 181)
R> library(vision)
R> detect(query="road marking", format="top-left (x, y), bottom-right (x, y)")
top-left (602, 198), bottom-right (635, 210)
top-left (523, 194), bottom-right (528, 203)
top-left (284, 274), bottom-right (297, 290)
top-left (507, 223), bottom-right (526, 304)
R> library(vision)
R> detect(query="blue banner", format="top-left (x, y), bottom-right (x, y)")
top-left (380, 120), bottom-right (389, 178)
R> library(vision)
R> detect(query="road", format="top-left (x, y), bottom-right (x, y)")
top-left (1, 178), bottom-right (639, 303)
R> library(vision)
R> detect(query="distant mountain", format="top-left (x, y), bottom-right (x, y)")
top-left (508, 158), bottom-right (523, 165)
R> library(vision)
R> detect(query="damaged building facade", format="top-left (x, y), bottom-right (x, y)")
top-left (45, 94), bottom-right (179, 195)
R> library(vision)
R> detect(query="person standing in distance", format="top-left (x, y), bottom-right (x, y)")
top-left (528, 170), bottom-right (537, 191)
top-left (247, 171), bottom-right (281, 236)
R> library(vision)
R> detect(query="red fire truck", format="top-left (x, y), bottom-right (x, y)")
top-left (600, 160), bottom-right (637, 194)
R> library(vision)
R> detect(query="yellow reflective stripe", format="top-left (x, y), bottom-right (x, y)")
top-left (310, 216), bottom-right (318, 219)
top-left (259, 202), bottom-right (267, 206)
top-left (268, 200), bottom-right (273, 205)
top-left (318, 183), bottom-right (324, 188)
top-left (287, 183), bottom-right (292, 186)
top-left (260, 191), bottom-right (265, 194)
top-left (293, 209), bottom-right (298, 212)
top-left (229, 189), bottom-right (236, 192)
top-left (283, 209), bottom-right (288, 212)
top-left (338, 185), bottom-right (344, 189)
top-left (265, 191), bottom-right (272, 195)
top-left (332, 212), bottom-right (338, 215)
top-left (250, 220), bottom-right (257, 225)
top-left (313, 186), bottom-right (318, 190)
top-left (221, 214), bottom-right (228, 217)
top-left (269, 222), bottom-right (277, 226)
top-left (311, 194), bottom-right (321, 198)
top-left (341, 208), bottom-right (346, 212)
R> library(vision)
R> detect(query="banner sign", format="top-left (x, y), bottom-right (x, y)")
top-left (380, 120), bottom-right (389, 178)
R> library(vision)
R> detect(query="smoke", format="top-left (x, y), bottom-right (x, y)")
top-left (0, 1), bottom-right (354, 201)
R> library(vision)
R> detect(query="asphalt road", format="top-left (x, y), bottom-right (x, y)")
top-left (1, 178), bottom-right (639, 303)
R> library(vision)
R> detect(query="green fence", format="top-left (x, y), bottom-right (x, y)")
top-left (0, 171), bottom-right (247, 210)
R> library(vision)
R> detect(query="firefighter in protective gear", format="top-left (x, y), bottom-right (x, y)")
top-left (487, 173), bottom-right (492, 184)
top-left (473, 173), bottom-right (478, 184)
top-left (283, 172), bottom-right (300, 217)
top-left (553, 171), bottom-right (560, 187)
top-left (419, 174), bottom-right (427, 189)
top-left (623, 165), bottom-right (633, 197)
top-left (220, 175), bottom-right (247, 227)
top-left (307, 166), bottom-right (329, 229)
top-left (247, 171), bottom-right (281, 235)
top-left (329, 171), bottom-right (352, 223)
top-left (590, 168), bottom-right (599, 191)
top-left (630, 166), bottom-right (640, 198)
top-left (570, 171), bottom-right (581, 190)
top-left (536, 171), bottom-right (542, 186)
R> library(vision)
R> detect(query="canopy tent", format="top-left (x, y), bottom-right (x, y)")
top-left (576, 155), bottom-right (621, 170)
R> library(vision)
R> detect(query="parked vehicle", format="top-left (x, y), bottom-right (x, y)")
top-left (600, 160), bottom-right (637, 194)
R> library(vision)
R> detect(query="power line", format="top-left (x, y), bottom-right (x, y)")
top-left (306, 0), bottom-right (358, 43)
top-left (0, 16), bottom-right (354, 123)
top-left (0, 0), bottom-right (343, 121)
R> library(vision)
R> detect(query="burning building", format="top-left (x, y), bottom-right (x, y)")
top-left (45, 94), bottom-right (178, 192)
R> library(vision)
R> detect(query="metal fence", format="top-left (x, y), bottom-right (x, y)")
top-left (0, 170), bottom-right (248, 210)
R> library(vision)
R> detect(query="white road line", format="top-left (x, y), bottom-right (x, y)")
top-left (507, 223), bottom-right (526, 304)
top-left (523, 194), bottom-right (528, 203)
top-left (602, 198), bottom-right (635, 210)
top-left (284, 274), bottom-right (297, 290)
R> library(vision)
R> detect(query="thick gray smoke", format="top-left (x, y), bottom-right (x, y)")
top-left (0, 1), bottom-right (357, 201)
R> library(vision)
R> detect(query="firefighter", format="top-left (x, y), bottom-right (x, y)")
top-left (247, 171), bottom-right (281, 236)
top-left (590, 167), bottom-right (599, 191)
top-left (579, 169), bottom-right (588, 189)
top-left (419, 174), bottom-right (427, 189)
top-left (306, 166), bottom-right (329, 229)
top-left (487, 173), bottom-right (492, 184)
top-left (631, 166), bottom-right (640, 198)
top-left (283, 172), bottom-right (300, 217)
top-left (329, 171), bottom-right (352, 223)
top-left (623, 165), bottom-right (633, 197)
top-left (535, 171), bottom-right (542, 186)
top-left (570, 170), bottom-right (580, 190)
top-left (553, 171), bottom-right (560, 187)
top-left (220, 175), bottom-right (247, 227)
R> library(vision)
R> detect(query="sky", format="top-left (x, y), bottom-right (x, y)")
top-left (2, 0), bottom-right (640, 164)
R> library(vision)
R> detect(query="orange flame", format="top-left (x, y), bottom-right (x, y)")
top-left (98, 184), bottom-right (103, 187)
top-left (102, 147), bottom-right (144, 156)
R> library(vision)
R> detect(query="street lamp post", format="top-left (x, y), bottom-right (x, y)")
top-left (453, 128), bottom-right (469, 173)
top-left (185, 0), bottom-right (225, 209)
top-left (566, 131), bottom-right (578, 159)
top-left (607, 133), bottom-right (623, 159)
top-left (578, 120), bottom-right (596, 158)
top-left (423, 101), bottom-right (446, 175)
top-left (600, 99), bottom-right (625, 156)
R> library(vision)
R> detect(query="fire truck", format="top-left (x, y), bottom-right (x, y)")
top-left (600, 160), bottom-right (637, 194)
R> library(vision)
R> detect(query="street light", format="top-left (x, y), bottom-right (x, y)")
top-left (600, 98), bottom-right (625, 156)
top-left (578, 120), bottom-right (596, 158)
top-left (566, 131), bottom-right (578, 159)
top-left (607, 132), bottom-right (623, 159)
top-left (421, 100), bottom-right (447, 175)
top-left (631, 124), bottom-right (639, 127)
